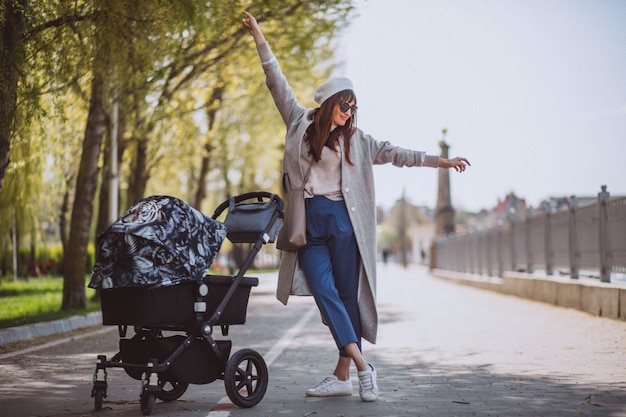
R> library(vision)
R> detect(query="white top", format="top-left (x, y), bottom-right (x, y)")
top-left (304, 143), bottom-right (343, 201)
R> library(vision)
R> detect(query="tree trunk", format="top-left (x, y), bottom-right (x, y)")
top-left (192, 84), bottom-right (223, 210)
top-left (92, 134), bottom-right (110, 303)
top-left (58, 183), bottom-right (70, 276)
top-left (96, 107), bottom-right (126, 231)
top-left (13, 215), bottom-right (21, 277)
top-left (59, 175), bottom-right (72, 252)
top-left (0, 0), bottom-right (27, 193)
top-left (62, 76), bottom-right (107, 310)
top-left (127, 136), bottom-right (148, 205)
top-left (96, 131), bottom-right (111, 236)
top-left (192, 143), bottom-right (212, 210)
top-left (93, 110), bottom-right (125, 302)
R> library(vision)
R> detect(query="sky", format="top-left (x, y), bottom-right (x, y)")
top-left (335, 0), bottom-right (626, 212)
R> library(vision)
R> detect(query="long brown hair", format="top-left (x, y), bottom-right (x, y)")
top-left (305, 90), bottom-right (357, 165)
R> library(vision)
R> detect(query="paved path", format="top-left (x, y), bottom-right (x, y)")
top-left (0, 263), bottom-right (624, 416)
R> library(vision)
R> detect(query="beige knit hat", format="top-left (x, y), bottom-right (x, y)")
top-left (314, 77), bottom-right (354, 105)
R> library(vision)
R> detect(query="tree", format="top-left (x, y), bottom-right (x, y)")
top-left (0, 0), bottom-right (27, 193)
top-left (1, 0), bottom-right (356, 309)
top-left (63, 76), bottom-right (107, 309)
top-left (121, 1), bottom-right (355, 207)
top-left (0, 1), bottom-right (93, 277)
top-left (62, 0), bottom-right (199, 308)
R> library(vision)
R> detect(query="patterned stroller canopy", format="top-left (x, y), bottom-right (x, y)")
top-left (89, 196), bottom-right (227, 289)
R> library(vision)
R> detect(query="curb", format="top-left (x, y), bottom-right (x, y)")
top-left (431, 268), bottom-right (626, 320)
top-left (0, 311), bottom-right (102, 347)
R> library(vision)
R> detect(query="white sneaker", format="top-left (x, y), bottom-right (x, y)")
top-left (305, 375), bottom-right (353, 397)
top-left (358, 363), bottom-right (379, 402)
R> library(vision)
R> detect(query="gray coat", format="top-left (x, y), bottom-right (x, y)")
top-left (257, 42), bottom-right (439, 344)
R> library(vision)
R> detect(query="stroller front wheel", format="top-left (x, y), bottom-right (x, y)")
top-left (93, 388), bottom-right (104, 410)
top-left (224, 348), bottom-right (268, 408)
top-left (140, 389), bottom-right (156, 416)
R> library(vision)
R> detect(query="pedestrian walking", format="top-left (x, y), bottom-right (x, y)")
top-left (242, 11), bottom-right (469, 402)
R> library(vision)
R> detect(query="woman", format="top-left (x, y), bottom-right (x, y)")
top-left (242, 12), bottom-right (469, 402)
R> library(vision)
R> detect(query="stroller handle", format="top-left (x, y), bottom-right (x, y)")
top-left (211, 191), bottom-right (284, 220)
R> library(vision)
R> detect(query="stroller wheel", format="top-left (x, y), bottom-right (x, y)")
top-left (224, 348), bottom-right (268, 408)
top-left (140, 389), bottom-right (156, 416)
top-left (93, 388), bottom-right (104, 410)
top-left (156, 377), bottom-right (189, 402)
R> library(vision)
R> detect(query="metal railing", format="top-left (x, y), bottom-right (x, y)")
top-left (433, 186), bottom-right (626, 283)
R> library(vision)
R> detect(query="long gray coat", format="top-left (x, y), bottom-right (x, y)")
top-left (257, 42), bottom-right (439, 344)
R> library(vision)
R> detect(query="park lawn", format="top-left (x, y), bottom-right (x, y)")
top-left (0, 276), bottom-right (100, 330)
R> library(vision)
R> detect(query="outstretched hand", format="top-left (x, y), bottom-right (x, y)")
top-left (439, 157), bottom-right (471, 172)
top-left (242, 11), bottom-right (265, 44)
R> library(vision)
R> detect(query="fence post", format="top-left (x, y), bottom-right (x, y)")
top-left (598, 185), bottom-right (611, 282)
top-left (568, 195), bottom-right (579, 279)
top-left (476, 232), bottom-right (483, 275)
top-left (543, 201), bottom-right (554, 276)
top-left (468, 233), bottom-right (474, 274)
top-left (486, 230), bottom-right (493, 277)
top-left (525, 208), bottom-right (533, 273)
top-left (497, 221), bottom-right (504, 277)
top-left (509, 220), bottom-right (516, 272)
top-left (455, 236), bottom-right (460, 272)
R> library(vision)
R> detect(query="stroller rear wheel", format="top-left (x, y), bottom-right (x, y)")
top-left (156, 377), bottom-right (189, 402)
top-left (224, 348), bottom-right (268, 408)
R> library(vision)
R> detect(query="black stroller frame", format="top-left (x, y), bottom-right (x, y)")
top-left (91, 192), bottom-right (284, 415)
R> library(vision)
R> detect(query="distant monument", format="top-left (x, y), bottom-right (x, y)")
top-left (435, 129), bottom-right (455, 236)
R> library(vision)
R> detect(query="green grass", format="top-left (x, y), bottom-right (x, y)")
top-left (0, 276), bottom-right (100, 330)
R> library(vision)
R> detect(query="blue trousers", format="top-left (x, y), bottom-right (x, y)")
top-left (298, 196), bottom-right (362, 357)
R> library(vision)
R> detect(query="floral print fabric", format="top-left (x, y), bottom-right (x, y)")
top-left (89, 195), bottom-right (227, 289)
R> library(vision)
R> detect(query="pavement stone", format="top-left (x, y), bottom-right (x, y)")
top-left (226, 263), bottom-right (626, 417)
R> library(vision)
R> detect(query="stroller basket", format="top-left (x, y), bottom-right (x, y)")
top-left (101, 275), bottom-right (259, 327)
top-left (119, 335), bottom-right (232, 384)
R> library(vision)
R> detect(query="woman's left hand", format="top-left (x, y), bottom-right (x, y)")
top-left (439, 157), bottom-right (470, 172)
top-left (242, 11), bottom-right (265, 44)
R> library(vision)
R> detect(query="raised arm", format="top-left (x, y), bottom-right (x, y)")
top-left (240, 11), bottom-right (306, 128)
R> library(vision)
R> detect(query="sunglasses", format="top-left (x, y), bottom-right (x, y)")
top-left (339, 102), bottom-right (358, 114)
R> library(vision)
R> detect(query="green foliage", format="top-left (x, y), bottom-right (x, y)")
top-left (141, 0), bottom-right (356, 206)
top-left (34, 244), bottom-right (64, 263)
top-left (0, 0), bottom-right (356, 286)
top-left (0, 276), bottom-right (99, 329)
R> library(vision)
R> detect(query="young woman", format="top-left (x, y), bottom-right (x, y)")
top-left (242, 11), bottom-right (469, 402)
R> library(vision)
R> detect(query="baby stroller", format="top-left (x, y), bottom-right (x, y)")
top-left (88, 192), bottom-right (283, 415)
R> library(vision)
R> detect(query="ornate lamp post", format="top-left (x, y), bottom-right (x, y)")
top-left (435, 129), bottom-right (455, 237)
